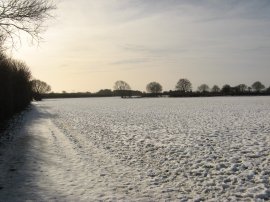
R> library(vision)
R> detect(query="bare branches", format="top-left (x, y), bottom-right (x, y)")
top-left (146, 82), bottom-right (163, 94)
top-left (31, 79), bottom-right (51, 96)
top-left (175, 78), bottom-right (192, 92)
top-left (0, 0), bottom-right (55, 48)
top-left (114, 80), bottom-right (131, 91)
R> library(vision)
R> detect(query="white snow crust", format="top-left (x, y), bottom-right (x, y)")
top-left (0, 97), bottom-right (270, 201)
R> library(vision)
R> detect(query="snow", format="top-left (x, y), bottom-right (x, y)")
top-left (0, 97), bottom-right (270, 201)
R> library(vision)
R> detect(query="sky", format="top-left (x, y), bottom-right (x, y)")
top-left (12, 0), bottom-right (270, 93)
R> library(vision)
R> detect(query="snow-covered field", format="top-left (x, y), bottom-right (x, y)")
top-left (0, 97), bottom-right (270, 201)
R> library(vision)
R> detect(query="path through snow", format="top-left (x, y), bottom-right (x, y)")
top-left (0, 104), bottom-right (151, 201)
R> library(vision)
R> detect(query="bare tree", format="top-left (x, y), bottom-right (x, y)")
top-left (198, 84), bottom-right (210, 92)
top-left (212, 85), bottom-right (220, 93)
top-left (236, 84), bottom-right (247, 92)
top-left (31, 79), bottom-right (51, 100)
top-left (0, 0), bottom-right (55, 47)
top-left (251, 81), bottom-right (265, 92)
top-left (175, 78), bottom-right (192, 92)
top-left (114, 80), bottom-right (131, 91)
top-left (113, 80), bottom-right (131, 98)
top-left (221, 84), bottom-right (231, 94)
top-left (146, 81), bottom-right (162, 94)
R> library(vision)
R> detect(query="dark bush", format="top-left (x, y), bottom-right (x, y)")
top-left (0, 54), bottom-right (32, 122)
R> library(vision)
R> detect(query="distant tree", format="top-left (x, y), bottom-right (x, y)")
top-left (236, 84), bottom-right (247, 93)
top-left (221, 84), bottom-right (231, 94)
top-left (175, 78), bottom-right (192, 92)
top-left (146, 82), bottom-right (163, 94)
top-left (114, 80), bottom-right (131, 98)
top-left (0, 0), bottom-right (55, 48)
top-left (114, 80), bottom-right (131, 91)
top-left (211, 85), bottom-right (220, 93)
top-left (248, 86), bottom-right (252, 92)
top-left (31, 79), bottom-right (51, 100)
top-left (198, 84), bottom-right (210, 93)
top-left (251, 81), bottom-right (265, 92)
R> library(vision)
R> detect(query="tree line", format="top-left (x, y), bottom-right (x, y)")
top-left (116, 79), bottom-right (269, 97)
top-left (44, 79), bottom-right (270, 99)
top-left (0, 53), bottom-right (51, 122)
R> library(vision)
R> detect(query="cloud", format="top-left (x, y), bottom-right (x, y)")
top-left (242, 46), bottom-right (270, 53)
top-left (110, 58), bottom-right (149, 65)
top-left (106, 0), bottom-right (270, 23)
top-left (121, 44), bottom-right (188, 56)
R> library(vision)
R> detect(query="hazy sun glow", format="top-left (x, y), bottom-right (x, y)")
top-left (12, 0), bottom-right (270, 93)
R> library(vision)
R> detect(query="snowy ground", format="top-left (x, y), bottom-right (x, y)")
top-left (0, 97), bottom-right (270, 201)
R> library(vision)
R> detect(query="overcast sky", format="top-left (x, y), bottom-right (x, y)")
top-left (13, 0), bottom-right (270, 92)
